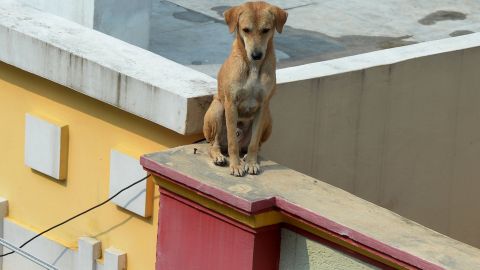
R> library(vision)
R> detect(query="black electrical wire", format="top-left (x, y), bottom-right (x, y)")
top-left (0, 174), bottom-right (150, 257)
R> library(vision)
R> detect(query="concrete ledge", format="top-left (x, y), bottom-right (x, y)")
top-left (0, 0), bottom-right (215, 135)
top-left (276, 32), bottom-right (480, 84)
top-left (141, 144), bottom-right (480, 270)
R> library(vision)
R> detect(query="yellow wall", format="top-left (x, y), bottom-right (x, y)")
top-left (0, 61), bottom-right (201, 269)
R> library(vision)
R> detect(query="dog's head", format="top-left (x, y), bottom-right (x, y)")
top-left (224, 1), bottom-right (288, 62)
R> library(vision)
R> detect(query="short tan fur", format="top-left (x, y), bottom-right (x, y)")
top-left (203, 1), bottom-right (287, 176)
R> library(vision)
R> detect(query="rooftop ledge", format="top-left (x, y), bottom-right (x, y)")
top-left (141, 144), bottom-right (480, 270)
top-left (3, 1), bottom-right (480, 135)
top-left (0, 0), bottom-right (216, 135)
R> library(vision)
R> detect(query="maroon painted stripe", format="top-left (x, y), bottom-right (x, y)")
top-left (141, 157), bottom-right (277, 213)
top-left (141, 156), bottom-right (445, 270)
top-left (275, 199), bottom-right (443, 270)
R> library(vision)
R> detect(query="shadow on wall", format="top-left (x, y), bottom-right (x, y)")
top-left (279, 229), bottom-right (381, 269)
top-left (279, 228), bottom-right (310, 270)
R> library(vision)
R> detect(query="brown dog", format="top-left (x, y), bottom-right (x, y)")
top-left (203, 1), bottom-right (287, 176)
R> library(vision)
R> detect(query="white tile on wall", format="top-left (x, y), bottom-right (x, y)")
top-left (24, 114), bottom-right (68, 180)
top-left (109, 149), bottom-right (152, 217)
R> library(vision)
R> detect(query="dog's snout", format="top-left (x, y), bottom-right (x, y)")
top-left (251, 51), bottom-right (263, 60)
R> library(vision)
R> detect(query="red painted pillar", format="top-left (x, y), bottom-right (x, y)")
top-left (156, 189), bottom-right (280, 270)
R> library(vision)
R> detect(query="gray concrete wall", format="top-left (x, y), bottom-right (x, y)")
top-left (263, 37), bottom-right (480, 249)
top-left (279, 229), bottom-right (379, 270)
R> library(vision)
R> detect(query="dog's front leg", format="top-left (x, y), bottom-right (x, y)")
top-left (244, 104), bottom-right (267, 175)
top-left (224, 99), bottom-right (246, 177)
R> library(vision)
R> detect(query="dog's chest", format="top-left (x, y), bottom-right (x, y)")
top-left (236, 68), bottom-right (267, 119)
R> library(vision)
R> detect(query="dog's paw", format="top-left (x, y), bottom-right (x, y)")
top-left (212, 154), bottom-right (227, 167)
top-left (230, 163), bottom-right (246, 177)
top-left (245, 161), bottom-right (260, 175)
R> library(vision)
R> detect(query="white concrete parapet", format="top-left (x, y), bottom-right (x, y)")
top-left (17, 0), bottom-right (94, 27)
top-left (276, 32), bottom-right (480, 84)
top-left (0, 0), bottom-right (216, 135)
top-left (18, 0), bottom-right (152, 49)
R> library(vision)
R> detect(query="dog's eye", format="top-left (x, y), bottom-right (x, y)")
top-left (262, 28), bottom-right (270, 34)
top-left (242, 28), bottom-right (250, 33)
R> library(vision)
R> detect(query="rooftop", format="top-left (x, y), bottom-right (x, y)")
top-left (149, 0), bottom-right (480, 77)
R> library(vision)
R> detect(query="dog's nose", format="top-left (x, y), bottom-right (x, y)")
top-left (251, 51), bottom-right (263, 60)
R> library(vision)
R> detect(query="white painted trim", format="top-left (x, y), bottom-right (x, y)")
top-left (78, 237), bottom-right (101, 270)
top-left (104, 248), bottom-right (126, 270)
top-left (276, 33), bottom-right (480, 84)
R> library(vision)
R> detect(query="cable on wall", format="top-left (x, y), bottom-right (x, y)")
top-left (0, 174), bottom-right (150, 257)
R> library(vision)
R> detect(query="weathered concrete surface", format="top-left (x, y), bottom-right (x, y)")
top-left (20, 0), bottom-right (152, 49)
top-left (15, 0), bottom-right (480, 78)
top-left (280, 229), bottom-right (379, 270)
top-left (142, 144), bottom-right (480, 270)
top-left (261, 33), bottom-right (480, 250)
top-left (17, 0), bottom-right (94, 27)
top-left (0, 0), bottom-right (215, 134)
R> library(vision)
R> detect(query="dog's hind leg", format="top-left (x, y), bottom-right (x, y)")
top-left (203, 96), bottom-right (228, 166)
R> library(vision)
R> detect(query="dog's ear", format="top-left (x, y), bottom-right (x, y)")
top-left (224, 6), bottom-right (242, 33)
top-left (272, 7), bottom-right (288, 33)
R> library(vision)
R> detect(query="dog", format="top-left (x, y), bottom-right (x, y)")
top-left (203, 1), bottom-right (287, 176)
